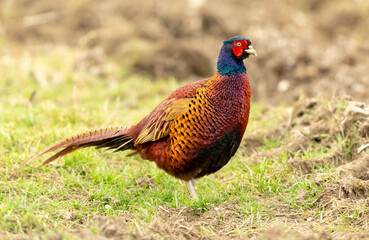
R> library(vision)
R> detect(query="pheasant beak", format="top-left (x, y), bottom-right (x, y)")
top-left (244, 45), bottom-right (257, 56)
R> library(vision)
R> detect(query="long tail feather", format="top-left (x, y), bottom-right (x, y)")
top-left (25, 126), bottom-right (133, 167)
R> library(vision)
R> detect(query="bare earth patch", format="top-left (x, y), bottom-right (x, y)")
top-left (2, 0), bottom-right (369, 104)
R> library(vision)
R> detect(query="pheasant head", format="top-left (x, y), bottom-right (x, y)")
top-left (217, 36), bottom-right (257, 75)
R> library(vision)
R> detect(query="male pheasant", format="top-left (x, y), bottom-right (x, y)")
top-left (25, 36), bottom-right (257, 199)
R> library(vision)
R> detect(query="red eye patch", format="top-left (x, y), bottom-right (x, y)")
top-left (232, 40), bottom-right (248, 57)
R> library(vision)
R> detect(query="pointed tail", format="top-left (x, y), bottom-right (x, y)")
top-left (24, 126), bottom-right (134, 167)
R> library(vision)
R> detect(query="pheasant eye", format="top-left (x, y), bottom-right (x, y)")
top-left (236, 42), bottom-right (242, 47)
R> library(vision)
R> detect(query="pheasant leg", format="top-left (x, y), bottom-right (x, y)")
top-left (186, 179), bottom-right (198, 200)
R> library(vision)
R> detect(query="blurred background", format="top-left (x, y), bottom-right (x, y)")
top-left (0, 0), bottom-right (368, 104)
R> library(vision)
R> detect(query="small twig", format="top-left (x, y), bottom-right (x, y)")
top-left (158, 206), bottom-right (170, 213)
top-left (357, 143), bottom-right (369, 153)
top-left (225, 230), bottom-right (235, 235)
top-left (178, 207), bottom-right (186, 215)
top-left (134, 220), bottom-right (143, 237)
top-left (275, 212), bottom-right (302, 217)
top-left (262, 217), bottom-right (270, 227)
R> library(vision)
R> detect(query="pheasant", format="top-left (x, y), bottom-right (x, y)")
top-left (25, 36), bottom-right (257, 200)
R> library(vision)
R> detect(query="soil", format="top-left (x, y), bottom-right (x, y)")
top-left (1, 0), bottom-right (369, 105)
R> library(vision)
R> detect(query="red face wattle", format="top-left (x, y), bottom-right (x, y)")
top-left (232, 40), bottom-right (248, 57)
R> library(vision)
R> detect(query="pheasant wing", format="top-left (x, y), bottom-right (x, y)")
top-left (135, 98), bottom-right (191, 144)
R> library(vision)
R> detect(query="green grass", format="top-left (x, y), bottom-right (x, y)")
top-left (0, 46), bottom-right (366, 238)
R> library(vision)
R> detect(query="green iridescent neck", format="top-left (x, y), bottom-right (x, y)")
top-left (217, 45), bottom-right (246, 75)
